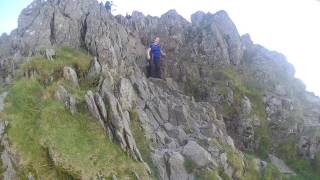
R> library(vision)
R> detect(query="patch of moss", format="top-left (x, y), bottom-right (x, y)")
top-left (277, 135), bottom-right (297, 161)
top-left (184, 158), bottom-right (198, 174)
top-left (185, 75), bottom-right (209, 101)
top-left (81, 74), bottom-right (101, 91)
top-left (242, 155), bottom-right (260, 180)
top-left (212, 67), bottom-right (241, 85)
top-left (226, 148), bottom-right (244, 178)
top-left (223, 102), bottom-right (238, 118)
top-left (314, 152), bottom-right (320, 172)
top-left (218, 166), bottom-right (231, 180)
top-left (210, 139), bottom-right (245, 179)
top-left (195, 169), bottom-right (219, 180)
top-left (255, 133), bottom-right (272, 160)
top-left (262, 164), bottom-right (285, 180)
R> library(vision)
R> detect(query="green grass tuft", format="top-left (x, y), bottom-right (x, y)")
top-left (195, 169), bottom-right (219, 180)
top-left (21, 46), bottom-right (91, 82)
top-left (243, 155), bottom-right (260, 180)
top-left (210, 139), bottom-right (245, 179)
top-left (262, 164), bottom-right (285, 180)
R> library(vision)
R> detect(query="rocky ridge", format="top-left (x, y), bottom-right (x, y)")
top-left (0, 0), bottom-right (320, 179)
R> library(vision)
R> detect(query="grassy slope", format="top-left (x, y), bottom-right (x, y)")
top-left (3, 47), bottom-right (148, 179)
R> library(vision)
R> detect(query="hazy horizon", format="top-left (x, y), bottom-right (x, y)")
top-left (1, 0), bottom-right (320, 96)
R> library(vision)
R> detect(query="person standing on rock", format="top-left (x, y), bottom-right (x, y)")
top-left (105, 1), bottom-right (113, 13)
top-left (147, 37), bottom-right (166, 78)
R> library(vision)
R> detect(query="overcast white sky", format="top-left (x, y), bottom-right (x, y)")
top-left (1, 0), bottom-right (320, 96)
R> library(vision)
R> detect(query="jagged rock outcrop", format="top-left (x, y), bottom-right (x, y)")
top-left (87, 56), bottom-right (102, 78)
top-left (191, 10), bottom-right (244, 66)
top-left (101, 88), bottom-right (144, 162)
top-left (45, 49), bottom-right (56, 61)
top-left (86, 83), bottom-right (146, 163)
top-left (1, 0), bottom-right (320, 179)
top-left (85, 91), bottom-right (108, 130)
top-left (54, 85), bottom-right (77, 114)
top-left (117, 78), bottom-right (136, 111)
top-left (17, 0), bottom-right (97, 52)
top-left (63, 67), bottom-right (79, 87)
top-left (1, 135), bottom-right (18, 180)
top-left (182, 140), bottom-right (216, 167)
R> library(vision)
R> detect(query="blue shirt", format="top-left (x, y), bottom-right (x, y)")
top-left (149, 43), bottom-right (161, 60)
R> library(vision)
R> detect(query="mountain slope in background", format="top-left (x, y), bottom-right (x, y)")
top-left (0, 0), bottom-right (319, 179)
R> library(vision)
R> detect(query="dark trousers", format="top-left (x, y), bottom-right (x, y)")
top-left (150, 59), bottom-right (161, 78)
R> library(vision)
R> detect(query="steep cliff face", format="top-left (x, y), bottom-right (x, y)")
top-left (0, 0), bottom-right (320, 179)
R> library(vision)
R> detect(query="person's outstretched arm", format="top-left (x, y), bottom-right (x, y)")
top-left (147, 47), bottom-right (151, 60)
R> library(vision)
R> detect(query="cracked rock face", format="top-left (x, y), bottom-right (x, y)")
top-left (1, 0), bottom-right (320, 179)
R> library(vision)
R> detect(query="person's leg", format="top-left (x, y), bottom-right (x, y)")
top-left (155, 60), bottom-right (161, 78)
top-left (150, 59), bottom-right (156, 78)
top-left (146, 59), bottom-right (151, 77)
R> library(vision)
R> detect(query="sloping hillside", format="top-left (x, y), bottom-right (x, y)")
top-left (0, 0), bottom-right (319, 179)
